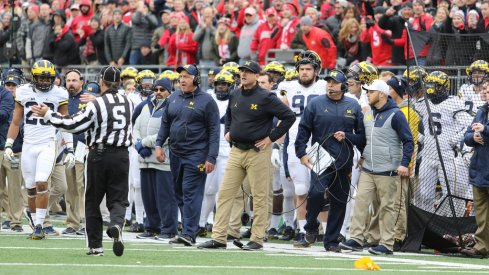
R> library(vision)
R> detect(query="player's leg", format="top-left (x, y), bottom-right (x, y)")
top-left (288, 161), bottom-right (310, 237)
top-left (20, 143), bottom-right (38, 230)
top-left (198, 159), bottom-right (219, 235)
top-left (268, 166), bottom-right (283, 238)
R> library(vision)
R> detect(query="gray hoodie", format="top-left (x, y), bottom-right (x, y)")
top-left (237, 17), bottom-right (260, 59)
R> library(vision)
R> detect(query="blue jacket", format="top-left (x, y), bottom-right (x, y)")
top-left (295, 94), bottom-right (366, 169)
top-left (369, 97), bottom-right (414, 168)
top-left (156, 88), bottom-right (220, 164)
top-left (68, 90), bottom-right (92, 146)
top-left (464, 103), bottom-right (489, 188)
top-left (0, 86), bottom-right (13, 150)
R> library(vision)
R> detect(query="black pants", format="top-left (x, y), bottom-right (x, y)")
top-left (85, 147), bottom-right (129, 249)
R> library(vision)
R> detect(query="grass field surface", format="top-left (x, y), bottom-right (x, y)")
top-left (0, 217), bottom-right (488, 275)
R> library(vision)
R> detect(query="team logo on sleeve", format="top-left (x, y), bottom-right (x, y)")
top-left (250, 104), bottom-right (258, 110)
top-left (197, 163), bottom-right (205, 172)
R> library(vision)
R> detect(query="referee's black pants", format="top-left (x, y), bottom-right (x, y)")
top-left (85, 147), bottom-right (129, 249)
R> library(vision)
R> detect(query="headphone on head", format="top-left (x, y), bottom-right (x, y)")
top-left (191, 64), bottom-right (201, 86)
top-left (328, 70), bottom-right (348, 93)
top-left (64, 68), bottom-right (84, 88)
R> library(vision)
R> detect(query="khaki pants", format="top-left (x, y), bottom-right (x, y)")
top-left (366, 176), bottom-right (409, 243)
top-left (44, 163), bottom-right (68, 227)
top-left (212, 146), bottom-right (272, 245)
top-left (0, 151), bottom-right (25, 226)
top-left (65, 161), bottom-right (85, 229)
top-left (349, 172), bottom-right (399, 251)
top-left (473, 185), bottom-right (489, 254)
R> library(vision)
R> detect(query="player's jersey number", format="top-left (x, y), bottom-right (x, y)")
top-left (291, 94), bottom-right (318, 116)
top-left (428, 112), bottom-right (442, 136)
top-left (25, 102), bottom-right (55, 125)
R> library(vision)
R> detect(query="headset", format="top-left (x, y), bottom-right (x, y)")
top-left (64, 68), bottom-right (84, 88)
top-left (327, 69), bottom-right (348, 93)
top-left (191, 64), bottom-right (201, 86)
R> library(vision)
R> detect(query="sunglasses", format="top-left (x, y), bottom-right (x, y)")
top-left (155, 87), bottom-right (167, 92)
top-left (366, 90), bottom-right (379, 94)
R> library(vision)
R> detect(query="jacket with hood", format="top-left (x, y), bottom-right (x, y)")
top-left (70, 0), bottom-right (94, 44)
top-left (167, 31), bottom-right (198, 66)
top-left (464, 103), bottom-right (489, 188)
top-left (362, 97), bottom-right (414, 173)
top-left (237, 16), bottom-right (260, 59)
top-left (302, 26), bottom-right (337, 69)
top-left (250, 21), bottom-right (281, 65)
top-left (130, 11), bottom-right (158, 49)
top-left (50, 25), bottom-right (81, 67)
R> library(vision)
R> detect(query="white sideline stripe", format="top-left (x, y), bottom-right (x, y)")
top-left (0, 247), bottom-right (244, 253)
top-left (1, 263), bottom-right (489, 273)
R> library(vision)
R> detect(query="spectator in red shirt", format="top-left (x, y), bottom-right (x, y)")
top-left (278, 2), bottom-right (301, 50)
top-left (123, 0), bottom-right (138, 26)
top-left (300, 15), bottom-right (337, 69)
top-left (250, 8), bottom-right (281, 65)
top-left (70, 0), bottom-right (93, 44)
top-left (167, 16), bottom-right (198, 67)
top-left (360, 7), bottom-right (393, 66)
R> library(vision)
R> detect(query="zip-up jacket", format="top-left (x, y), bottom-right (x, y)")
top-left (225, 84), bottom-right (296, 144)
top-left (68, 90), bottom-right (90, 147)
top-left (363, 98), bottom-right (414, 173)
top-left (464, 103), bottom-right (489, 188)
top-left (295, 94), bottom-right (366, 169)
top-left (156, 88), bottom-right (220, 164)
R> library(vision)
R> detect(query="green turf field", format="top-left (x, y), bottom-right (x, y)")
top-left (1, 221), bottom-right (488, 275)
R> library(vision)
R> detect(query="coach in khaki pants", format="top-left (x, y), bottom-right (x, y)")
top-left (340, 79), bottom-right (413, 255)
top-left (0, 151), bottom-right (25, 231)
top-left (198, 61), bottom-right (295, 250)
top-left (64, 161), bottom-right (85, 232)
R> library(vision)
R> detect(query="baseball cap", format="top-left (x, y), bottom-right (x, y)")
top-left (363, 79), bottom-right (390, 95)
top-left (208, 67), bottom-right (222, 76)
top-left (100, 66), bottom-right (121, 83)
top-left (324, 70), bottom-right (347, 83)
top-left (70, 3), bottom-right (80, 10)
top-left (177, 64), bottom-right (199, 76)
top-left (238, 60), bottom-right (261, 74)
top-left (244, 7), bottom-right (256, 15)
top-left (265, 8), bottom-right (277, 17)
top-left (86, 81), bottom-right (100, 94)
top-left (4, 75), bottom-right (21, 86)
top-left (154, 78), bottom-right (172, 93)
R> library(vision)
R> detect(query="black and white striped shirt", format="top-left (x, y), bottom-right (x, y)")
top-left (45, 90), bottom-right (134, 147)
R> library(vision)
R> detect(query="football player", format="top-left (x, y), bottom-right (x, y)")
top-left (459, 60), bottom-right (488, 116)
top-left (4, 60), bottom-right (72, 239)
top-left (415, 71), bottom-right (473, 217)
top-left (263, 61), bottom-right (286, 90)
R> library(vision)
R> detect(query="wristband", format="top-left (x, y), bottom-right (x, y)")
top-left (5, 138), bottom-right (14, 148)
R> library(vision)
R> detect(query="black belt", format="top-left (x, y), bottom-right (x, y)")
top-left (362, 168), bottom-right (398, 177)
top-left (232, 141), bottom-right (259, 152)
top-left (89, 143), bottom-right (127, 153)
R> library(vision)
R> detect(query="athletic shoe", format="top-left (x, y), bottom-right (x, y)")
top-left (23, 209), bottom-right (35, 230)
top-left (233, 239), bottom-right (244, 249)
top-left (30, 225), bottom-right (45, 240)
top-left (124, 219), bottom-right (132, 227)
top-left (205, 223), bottom-right (213, 233)
top-left (108, 225), bottom-right (124, 256)
top-left (279, 226), bottom-right (295, 241)
top-left (62, 227), bottom-right (77, 235)
top-left (227, 235), bottom-right (240, 242)
top-left (177, 235), bottom-right (195, 246)
top-left (242, 241), bottom-right (263, 251)
top-left (155, 233), bottom-right (176, 241)
top-left (305, 230), bottom-right (318, 244)
top-left (339, 239), bottom-right (363, 252)
top-left (368, 245), bottom-right (393, 255)
top-left (44, 226), bottom-right (59, 235)
top-left (2, 220), bottom-right (10, 229)
top-left (86, 247), bottom-right (104, 256)
top-left (267, 228), bottom-right (279, 240)
top-left (126, 223), bottom-right (144, 233)
top-left (293, 233), bottom-right (311, 248)
top-left (136, 232), bottom-right (157, 239)
top-left (337, 233), bottom-right (346, 244)
top-left (11, 225), bottom-right (23, 232)
top-left (196, 226), bottom-right (208, 237)
top-left (393, 239), bottom-right (403, 252)
top-left (76, 228), bottom-right (86, 236)
top-left (325, 245), bottom-right (342, 253)
top-left (197, 240), bottom-right (226, 249)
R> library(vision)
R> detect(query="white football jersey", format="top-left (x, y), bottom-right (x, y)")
top-left (278, 79), bottom-right (326, 159)
top-left (416, 96), bottom-right (473, 158)
top-left (458, 83), bottom-right (485, 116)
top-left (15, 84), bottom-right (69, 144)
top-left (212, 94), bottom-right (230, 157)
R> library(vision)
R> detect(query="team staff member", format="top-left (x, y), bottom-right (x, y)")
top-left (61, 69), bottom-right (88, 235)
top-left (198, 60), bottom-right (296, 250)
top-left (294, 70), bottom-right (366, 252)
top-left (32, 66), bottom-right (133, 257)
top-left (155, 64), bottom-right (220, 246)
top-left (463, 86), bottom-right (489, 258)
top-left (340, 79), bottom-right (414, 255)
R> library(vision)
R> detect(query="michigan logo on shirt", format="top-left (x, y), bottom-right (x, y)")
top-left (250, 104), bottom-right (258, 110)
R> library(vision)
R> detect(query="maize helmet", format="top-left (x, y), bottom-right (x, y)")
top-left (425, 71), bottom-right (450, 104)
top-left (31, 60), bottom-right (56, 92)
top-left (346, 61), bottom-right (378, 85)
top-left (466, 60), bottom-right (489, 85)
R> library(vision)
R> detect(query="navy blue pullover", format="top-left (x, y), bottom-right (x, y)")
top-left (68, 90), bottom-right (92, 146)
top-left (464, 103), bottom-right (489, 188)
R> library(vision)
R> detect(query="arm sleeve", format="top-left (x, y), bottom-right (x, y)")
top-left (131, 11), bottom-right (142, 25)
top-left (267, 94), bottom-right (296, 142)
top-left (44, 102), bottom-right (96, 134)
top-left (344, 105), bottom-right (366, 153)
top-left (391, 111), bottom-right (414, 167)
top-left (122, 26), bottom-right (132, 59)
top-left (294, 104), bottom-right (312, 159)
top-left (155, 101), bottom-right (171, 147)
top-left (104, 29), bottom-right (113, 62)
top-left (192, 25), bottom-right (205, 41)
top-left (133, 114), bottom-right (142, 141)
top-left (205, 100), bottom-right (221, 164)
top-left (224, 93), bottom-right (233, 134)
top-left (0, 90), bottom-right (13, 123)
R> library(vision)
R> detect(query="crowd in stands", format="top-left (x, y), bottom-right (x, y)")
top-left (1, 0), bottom-right (489, 70)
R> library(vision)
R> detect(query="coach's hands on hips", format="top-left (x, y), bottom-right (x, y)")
top-left (205, 161), bottom-right (214, 174)
top-left (300, 155), bottom-right (313, 170)
top-left (155, 146), bottom-right (165, 162)
top-left (31, 104), bottom-right (50, 117)
top-left (396, 166), bottom-right (409, 177)
top-left (255, 137), bottom-right (272, 151)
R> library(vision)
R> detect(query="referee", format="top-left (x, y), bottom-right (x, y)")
top-left (32, 66), bottom-right (133, 257)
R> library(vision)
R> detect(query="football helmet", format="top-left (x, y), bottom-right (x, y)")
top-left (403, 66), bottom-right (428, 95)
top-left (284, 68), bottom-right (299, 81)
top-left (425, 70), bottom-right (450, 104)
top-left (136, 70), bottom-right (156, 96)
top-left (120, 67), bottom-right (138, 80)
top-left (214, 71), bottom-right (234, 101)
top-left (466, 60), bottom-right (489, 85)
top-left (158, 70), bottom-right (179, 81)
top-left (294, 50), bottom-right (322, 71)
top-left (222, 62), bottom-right (240, 76)
top-left (264, 61), bottom-right (286, 75)
top-left (31, 60), bottom-right (56, 92)
top-left (346, 61), bottom-right (378, 85)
